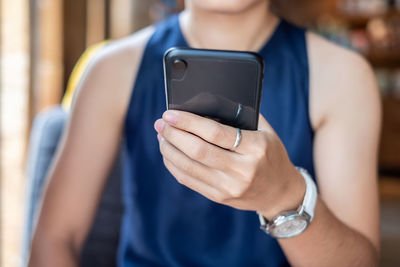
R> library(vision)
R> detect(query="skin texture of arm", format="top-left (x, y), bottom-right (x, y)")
top-left (278, 32), bottom-right (381, 266)
top-left (154, 31), bottom-right (381, 267)
top-left (28, 27), bottom-right (154, 267)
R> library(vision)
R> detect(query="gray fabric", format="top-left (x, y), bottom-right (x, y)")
top-left (22, 106), bottom-right (67, 266)
top-left (22, 106), bottom-right (123, 267)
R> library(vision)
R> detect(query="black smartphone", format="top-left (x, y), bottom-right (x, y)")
top-left (163, 47), bottom-right (264, 130)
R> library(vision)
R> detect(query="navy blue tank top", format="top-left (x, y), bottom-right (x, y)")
top-left (119, 14), bottom-right (315, 267)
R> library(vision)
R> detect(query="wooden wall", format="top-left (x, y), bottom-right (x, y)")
top-left (29, 0), bottom-right (155, 122)
top-left (29, 0), bottom-right (64, 122)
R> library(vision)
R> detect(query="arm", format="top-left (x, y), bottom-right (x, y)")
top-left (153, 34), bottom-right (380, 266)
top-left (277, 33), bottom-right (381, 266)
top-left (28, 28), bottom-right (152, 267)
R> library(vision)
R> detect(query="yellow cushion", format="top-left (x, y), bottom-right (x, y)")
top-left (62, 41), bottom-right (110, 110)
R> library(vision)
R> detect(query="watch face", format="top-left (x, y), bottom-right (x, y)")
top-left (269, 212), bottom-right (309, 239)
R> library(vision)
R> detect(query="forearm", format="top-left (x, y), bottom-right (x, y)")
top-left (276, 198), bottom-right (379, 267)
top-left (28, 232), bottom-right (78, 267)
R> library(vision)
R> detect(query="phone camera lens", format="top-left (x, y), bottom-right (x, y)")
top-left (172, 59), bottom-right (187, 70)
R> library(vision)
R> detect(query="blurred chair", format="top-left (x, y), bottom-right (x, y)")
top-left (22, 3), bottom-right (183, 265)
top-left (22, 43), bottom-right (123, 267)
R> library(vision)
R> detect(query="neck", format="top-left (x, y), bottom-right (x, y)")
top-left (180, 2), bottom-right (279, 51)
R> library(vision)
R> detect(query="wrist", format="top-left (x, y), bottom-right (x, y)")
top-left (259, 166), bottom-right (306, 220)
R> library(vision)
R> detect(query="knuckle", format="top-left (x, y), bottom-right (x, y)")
top-left (242, 172), bottom-right (254, 185)
top-left (192, 143), bottom-right (208, 161)
top-left (209, 124), bottom-right (225, 143)
top-left (243, 169), bottom-right (255, 183)
top-left (247, 160), bottom-right (265, 182)
top-left (215, 192), bottom-right (229, 203)
top-left (179, 118), bottom-right (189, 131)
top-left (239, 165), bottom-right (257, 185)
top-left (162, 124), bottom-right (172, 138)
top-left (180, 162), bottom-right (194, 176)
top-left (253, 134), bottom-right (268, 158)
top-left (227, 184), bottom-right (247, 199)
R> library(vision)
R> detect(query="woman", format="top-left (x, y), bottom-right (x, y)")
top-left (29, 0), bottom-right (380, 266)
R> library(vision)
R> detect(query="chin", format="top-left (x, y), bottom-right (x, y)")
top-left (188, 0), bottom-right (268, 14)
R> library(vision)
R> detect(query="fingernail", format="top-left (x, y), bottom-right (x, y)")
top-left (154, 119), bottom-right (165, 132)
top-left (157, 133), bottom-right (162, 141)
top-left (163, 111), bottom-right (178, 125)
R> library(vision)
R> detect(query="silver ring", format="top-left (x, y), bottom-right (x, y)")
top-left (232, 128), bottom-right (242, 150)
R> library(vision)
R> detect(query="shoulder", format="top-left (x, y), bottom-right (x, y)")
top-left (306, 31), bottom-right (374, 82)
top-left (72, 26), bottom-right (155, 117)
top-left (85, 25), bottom-right (155, 87)
top-left (306, 31), bottom-right (380, 130)
top-left (93, 26), bottom-right (155, 69)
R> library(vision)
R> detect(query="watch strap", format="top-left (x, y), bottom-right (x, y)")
top-left (258, 167), bottom-right (317, 231)
top-left (297, 167), bottom-right (317, 220)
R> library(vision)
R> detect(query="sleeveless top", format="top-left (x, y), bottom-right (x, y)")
top-left (119, 14), bottom-right (315, 267)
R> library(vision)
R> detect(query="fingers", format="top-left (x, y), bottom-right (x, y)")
top-left (155, 119), bottom-right (241, 172)
top-left (163, 158), bottom-right (221, 202)
top-left (161, 110), bottom-right (257, 153)
top-left (163, 110), bottom-right (235, 149)
top-left (158, 134), bottom-right (229, 190)
top-left (159, 138), bottom-right (254, 205)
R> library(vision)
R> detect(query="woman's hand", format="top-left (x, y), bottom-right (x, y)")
top-left (154, 110), bottom-right (305, 219)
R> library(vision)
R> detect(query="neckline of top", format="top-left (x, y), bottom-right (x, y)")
top-left (174, 13), bottom-right (285, 55)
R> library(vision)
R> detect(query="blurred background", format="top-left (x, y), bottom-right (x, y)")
top-left (1, 0), bottom-right (400, 266)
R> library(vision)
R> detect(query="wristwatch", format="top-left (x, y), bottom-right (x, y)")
top-left (258, 167), bottom-right (317, 239)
